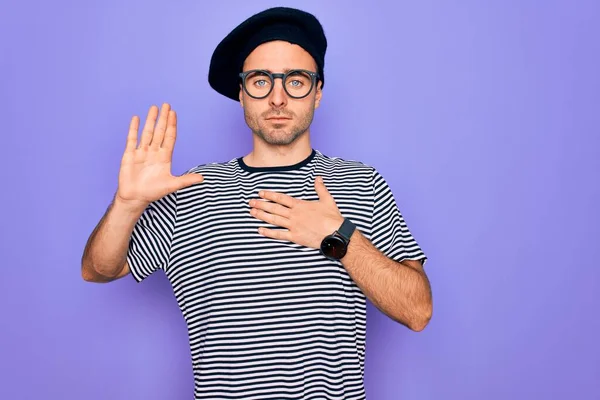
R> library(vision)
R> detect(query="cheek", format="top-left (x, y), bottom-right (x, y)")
top-left (243, 104), bottom-right (264, 124)
top-left (241, 99), bottom-right (255, 114)
top-left (297, 101), bottom-right (316, 118)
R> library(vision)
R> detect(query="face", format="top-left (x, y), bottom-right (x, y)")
top-left (239, 40), bottom-right (323, 146)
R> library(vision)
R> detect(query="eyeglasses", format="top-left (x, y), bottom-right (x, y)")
top-left (239, 69), bottom-right (320, 99)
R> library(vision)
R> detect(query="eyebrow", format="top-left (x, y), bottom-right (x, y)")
top-left (261, 68), bottom-right (293, 73)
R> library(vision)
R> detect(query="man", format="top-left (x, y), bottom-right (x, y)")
top-left (81, 6), bottom-right (432, 400)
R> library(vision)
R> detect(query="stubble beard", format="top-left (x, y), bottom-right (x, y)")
top-left (244, 106), bottom-right (315, 146)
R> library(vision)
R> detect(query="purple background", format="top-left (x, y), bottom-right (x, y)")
top-left (1, 0), bottom-right (599, 399)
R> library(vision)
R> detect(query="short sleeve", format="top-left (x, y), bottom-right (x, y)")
top-left (371, 169), bottom-right (427, 266)
top-left (127, 191), bottom-right (178, 282)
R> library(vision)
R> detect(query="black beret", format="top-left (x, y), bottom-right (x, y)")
top-left (208, 7), bottom-right (327, 101)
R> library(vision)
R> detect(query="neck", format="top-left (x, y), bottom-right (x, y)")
top-left (244, 132), bottom-right (313, 168)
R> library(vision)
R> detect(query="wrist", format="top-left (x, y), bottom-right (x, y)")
top-left (327, 216), bottom-right (345, 236)
top-left (112, 195), bottom-right (148, 217)
top-left (320, 217), bottom-right (356, 261)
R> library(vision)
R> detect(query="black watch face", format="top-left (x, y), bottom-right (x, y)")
top-left (320, 235), bottom-right (348, 260)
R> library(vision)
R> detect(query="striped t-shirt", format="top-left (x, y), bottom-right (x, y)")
top-left (127, 148), bottom-right (427, 399)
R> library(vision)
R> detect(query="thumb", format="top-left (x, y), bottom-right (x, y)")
top-left (174, 172), bottom-right (204, 190)
top-left (314, 176), bottom-right (332, 202)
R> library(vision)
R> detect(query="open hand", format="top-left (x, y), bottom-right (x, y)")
top-left (115, 103), bottom-right (204, 210)
top-left (249, 176), bottom-right (344, 248)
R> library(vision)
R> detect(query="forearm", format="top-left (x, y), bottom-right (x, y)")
top-left (340, 229), bottom-right (432, 331)
top-left (81, 197), bottom-right (146, 280)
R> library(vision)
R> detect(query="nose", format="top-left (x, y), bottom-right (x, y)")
top-left (269, 77), bottom-right (287, 109)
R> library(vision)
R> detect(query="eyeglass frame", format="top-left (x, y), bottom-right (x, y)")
top-left (238, 69), bottom-right (321, 99)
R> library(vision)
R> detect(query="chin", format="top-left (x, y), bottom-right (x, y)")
top-left (257, 128), bottom-right (305, 146)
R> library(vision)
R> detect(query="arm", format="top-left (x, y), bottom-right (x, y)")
top-left (81, 103), bottom-right (203, 283)
top-left (248, 173), bottom-right (432, 330)
top-left (340, 229), bottom-right (432, 331)
top-left (81, 197), bottom-right (147, 283)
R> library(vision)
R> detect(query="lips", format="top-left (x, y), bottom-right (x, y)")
top-left (266, 117), bottom-right (291, 123)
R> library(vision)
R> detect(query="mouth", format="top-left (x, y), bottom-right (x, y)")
top-left (266, 117), bottom-right (291, 124)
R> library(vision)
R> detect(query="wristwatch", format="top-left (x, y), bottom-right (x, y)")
top-left (320, 218), bottom-right (356, 261)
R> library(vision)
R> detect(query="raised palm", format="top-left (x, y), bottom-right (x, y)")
top-left (116, 103), bottom-right (204, 209)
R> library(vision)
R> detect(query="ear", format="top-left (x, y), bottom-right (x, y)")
top-left (239, 84), bottom-right (244, 107)
top-left (314, 81), bottom-right (323, 109)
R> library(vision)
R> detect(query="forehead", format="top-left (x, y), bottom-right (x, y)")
top-left (242, 40), bottom-right (317, 71)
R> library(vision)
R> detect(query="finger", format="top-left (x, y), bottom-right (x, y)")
top-left (258, 227), bottom-right (291, 242)
top-left (162, 110), bottom-right (177, 156)
top-left (258, 190), bottom-right (296, 208)
top-left (251, 208), bottom-right (291, 228)
top-left (139, 105), bottom-right (158, 148)
top-left (151, 103), bottom-right (170, 148)
top-left (125, 115), bottom-right (139, 153)
top-left (250, 199), bottom-right (291, 218)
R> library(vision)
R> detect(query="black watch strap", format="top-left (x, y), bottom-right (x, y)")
top-left (337, 218), bottom-right (356, 241)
